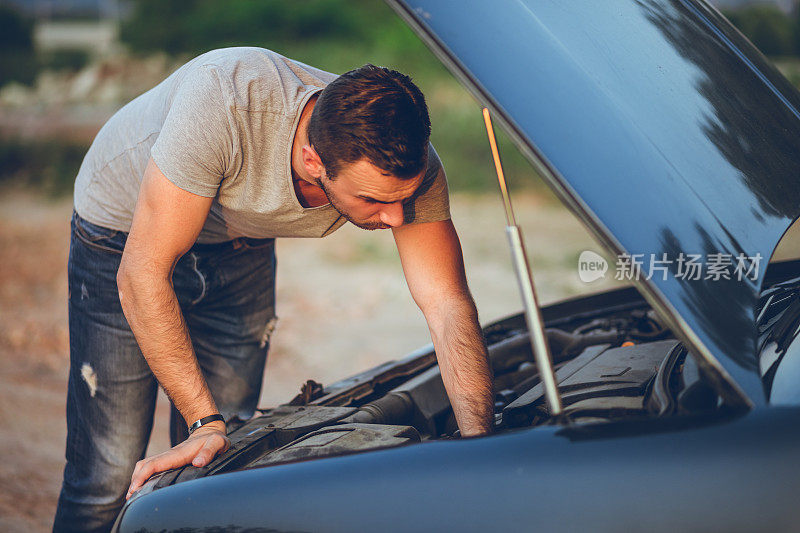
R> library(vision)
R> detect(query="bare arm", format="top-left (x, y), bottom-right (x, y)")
top-left (393, 219), bottom-right (494, 436)
top-left (119, 158), bottom-right (228, 498)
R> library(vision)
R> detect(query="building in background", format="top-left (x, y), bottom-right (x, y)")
top-left (1, 0), bottom-right (126, 55)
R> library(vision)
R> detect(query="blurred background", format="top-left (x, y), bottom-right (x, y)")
top-left (1, 0), bottom-right (799, 530)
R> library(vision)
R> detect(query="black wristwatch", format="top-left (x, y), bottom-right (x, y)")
top-left (188, 414), bottom-right (225, 434)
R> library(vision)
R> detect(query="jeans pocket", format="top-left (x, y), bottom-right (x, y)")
top-left (72, 212), bottom-right (126, 255)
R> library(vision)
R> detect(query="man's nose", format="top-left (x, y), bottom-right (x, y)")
top-left (379, 202), bottom-right (404, 227)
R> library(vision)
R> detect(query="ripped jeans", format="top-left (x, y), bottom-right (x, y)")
top-left (54, 211), bottom-right (277, 533)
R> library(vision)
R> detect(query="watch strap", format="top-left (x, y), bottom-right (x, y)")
top-left (188, 414), bottom-right (225, 434)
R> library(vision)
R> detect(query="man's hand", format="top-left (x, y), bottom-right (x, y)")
top-left (126, 420), bottom-right (229, 499)
top-left (393, 219), bottom-right (494, 437)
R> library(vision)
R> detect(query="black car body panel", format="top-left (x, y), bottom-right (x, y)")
top-left (388, 0), bottom-right (800, 405)
top-left (118, 405), bottom-right (800, 533)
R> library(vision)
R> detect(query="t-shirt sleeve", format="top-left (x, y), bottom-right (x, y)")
top-left (150, 65), bottom-right (237, 198)
top-left (402, 143), bottom-right (451, 225)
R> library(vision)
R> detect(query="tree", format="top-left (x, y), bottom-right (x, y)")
top-left (119, 0), bottom-right (382, 56)
top-left (724, 5), bottom-right (795, 56)
top-left (0, 5), bottom-right (36, 86)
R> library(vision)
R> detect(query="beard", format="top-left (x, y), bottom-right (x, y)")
top-left (318, 179), bottom-right (389, 231)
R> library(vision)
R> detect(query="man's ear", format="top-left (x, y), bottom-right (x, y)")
top-left (302, 145), bottom-right (326, 180)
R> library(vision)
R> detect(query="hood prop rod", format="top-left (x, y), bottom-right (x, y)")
top-left (482, 108), bottom-right (563, 416)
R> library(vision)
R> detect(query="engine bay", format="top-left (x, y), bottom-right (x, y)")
top-left (142, 288), bottom-right (727, 494)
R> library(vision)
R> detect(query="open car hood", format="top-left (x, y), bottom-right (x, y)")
top-left (388, 0), bottom-right (800, 406)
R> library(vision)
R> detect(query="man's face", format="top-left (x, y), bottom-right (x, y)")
top-left (319, 159), bottom-right (425, 230)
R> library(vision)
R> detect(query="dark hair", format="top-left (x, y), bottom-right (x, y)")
top-left (307, 64), bottom-right (431, 180)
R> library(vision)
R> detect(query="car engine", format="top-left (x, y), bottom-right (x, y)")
top-left (140, 289), bottom-right (726, 495)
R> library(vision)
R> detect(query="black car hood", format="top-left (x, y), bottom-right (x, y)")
top-left (388, 0), bottom-right (800, 406)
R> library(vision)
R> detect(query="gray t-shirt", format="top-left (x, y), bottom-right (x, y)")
top-left (73, 47), bottom-right (450, 243)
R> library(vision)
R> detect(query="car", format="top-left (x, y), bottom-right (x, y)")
top-left (113, 0), bottom-right (800, 531)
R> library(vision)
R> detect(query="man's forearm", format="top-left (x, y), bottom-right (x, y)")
top-left (117, 264), bottom-right (218, 427)
top-left (427, 296), bottom-right (494, 436)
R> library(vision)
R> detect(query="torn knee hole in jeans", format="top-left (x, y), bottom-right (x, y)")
top-left (259, 316), bottom-right (278, 348)
top-left (81, 363), bottom-right (98, 397)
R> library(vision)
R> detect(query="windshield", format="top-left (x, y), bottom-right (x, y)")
top-left (757, 264), bottom-right (800, 405)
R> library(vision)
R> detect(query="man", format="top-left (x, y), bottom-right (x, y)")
top-left (55, 47), bottom-right (493, 533)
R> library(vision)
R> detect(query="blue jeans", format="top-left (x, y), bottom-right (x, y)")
top-left (54, 212), bottom-right (277, 533)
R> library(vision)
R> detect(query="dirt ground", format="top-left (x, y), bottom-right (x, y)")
top-left (0, 188), bottom-right (619, 532)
